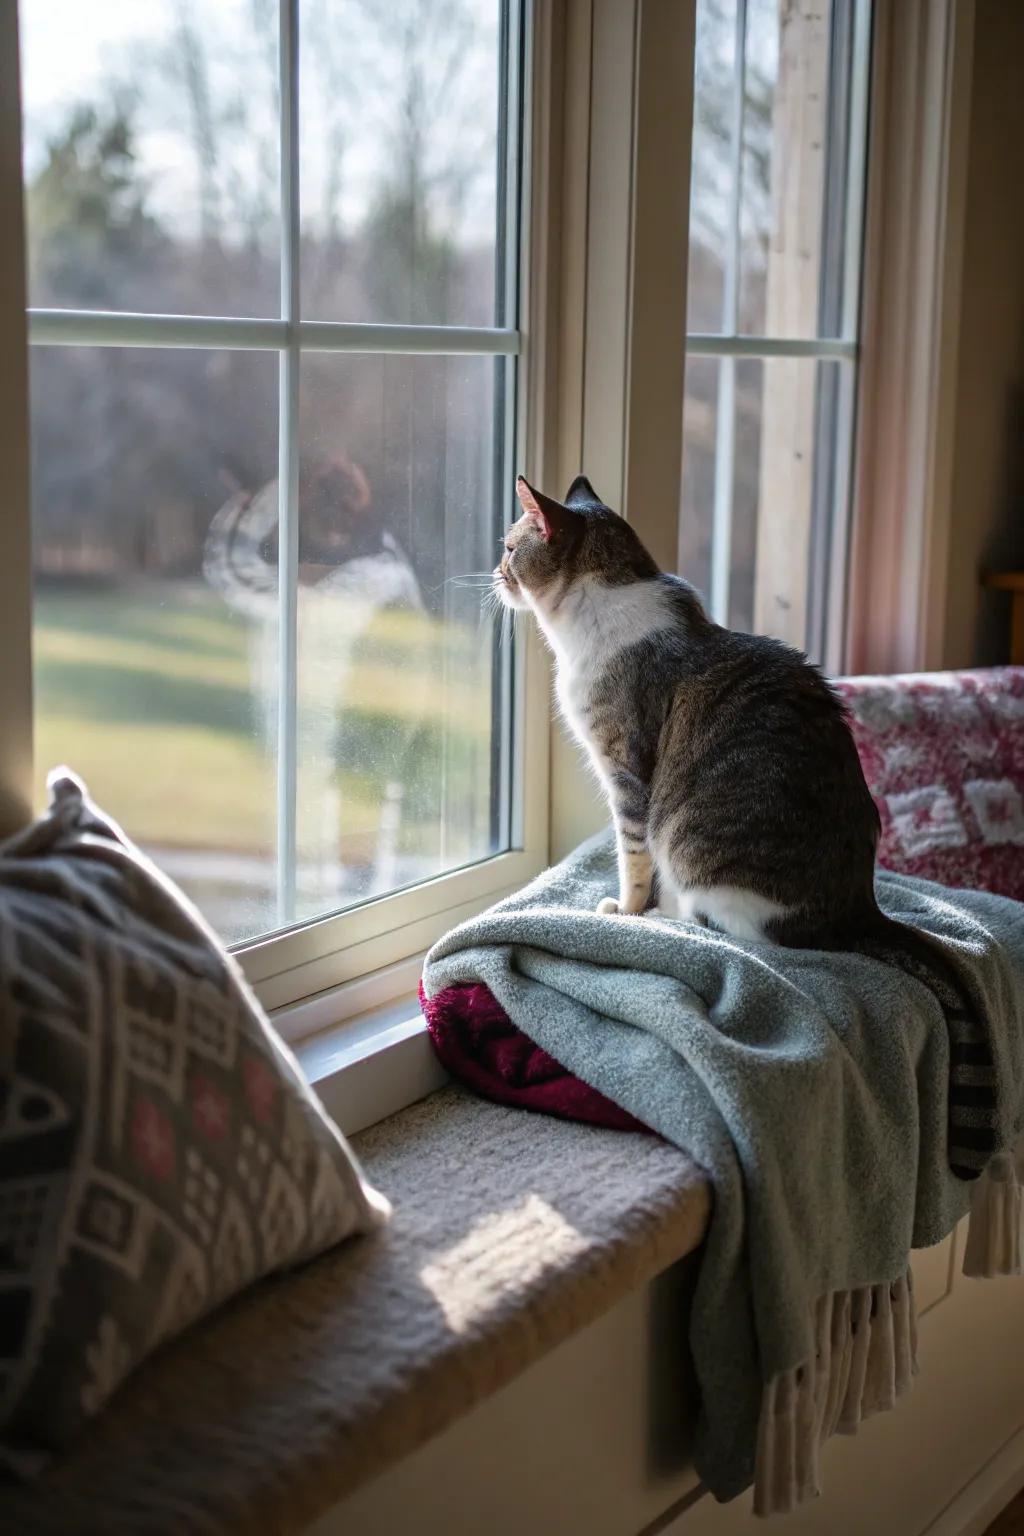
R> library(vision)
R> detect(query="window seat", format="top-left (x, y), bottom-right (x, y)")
top-left (4, 1086), bottom-right (710, 1536)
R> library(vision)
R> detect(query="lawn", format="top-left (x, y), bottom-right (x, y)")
top-left (33, 582), bottom-right (497, 933)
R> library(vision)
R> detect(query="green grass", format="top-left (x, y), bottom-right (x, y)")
top-left (33, 582), bottom-right (494, 858)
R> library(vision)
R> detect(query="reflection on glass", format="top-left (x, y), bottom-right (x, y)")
top-left (30, 347), bottom-right (280, 942)
top-left (299, 0), bottom-right (503, 326)
top-left (287, 352), bottom-right (504, 921)
top-left (679, 355), bottom-right (717, 602)
top-left (687, 0), bottom-right (850, 340)
top-left (681, 356), bottom-right (839, 647)
top-left (20, 0), bottom-right (281, 316)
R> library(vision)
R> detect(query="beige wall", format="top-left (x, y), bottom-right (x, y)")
top-left (943, 0), bottom-right (1024, 669)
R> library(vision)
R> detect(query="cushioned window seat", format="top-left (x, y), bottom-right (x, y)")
top-left (3, 1086), bottom-right (710, 1536)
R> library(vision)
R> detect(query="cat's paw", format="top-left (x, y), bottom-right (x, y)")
top-left (596, 896), bottom-right (621, 915)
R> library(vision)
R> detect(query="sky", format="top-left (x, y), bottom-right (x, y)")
top-left (19, 0), bottom-right (502, 247)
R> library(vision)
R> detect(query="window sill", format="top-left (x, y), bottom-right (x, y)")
top-left (295, 995), bottom-right (447, 1139)
top-left (7, 1086), bottom-right (710, 1536)
top-left (267, 943), bottom-right (445, 1138)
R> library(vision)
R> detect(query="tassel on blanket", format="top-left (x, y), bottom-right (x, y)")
top-left (756, 1141), bottom-right (1024, 1516)
top-left (963, 1143), bottom-right (1024, 1277)
top-left (754, 1273), bottom-right (918, 1517)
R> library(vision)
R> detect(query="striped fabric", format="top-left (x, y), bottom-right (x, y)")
top-left (856, 931), bottom-right (998, 1180)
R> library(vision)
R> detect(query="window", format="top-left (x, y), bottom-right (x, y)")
top-left (19, 0), bottom-right (539, 1005)
top-left (681, 0), bottom-right (871, 665)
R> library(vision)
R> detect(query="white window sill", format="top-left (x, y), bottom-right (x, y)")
top-left (287, 979), bottom-right (447, 1138)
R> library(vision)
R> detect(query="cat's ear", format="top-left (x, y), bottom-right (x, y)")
top-left (564, 474), bottom-right (601, 508)
top-left (515, 476), bottom-right (578, 543)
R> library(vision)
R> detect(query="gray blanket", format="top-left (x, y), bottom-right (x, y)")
top-left (422, 832), bottom-right (1024, 1500)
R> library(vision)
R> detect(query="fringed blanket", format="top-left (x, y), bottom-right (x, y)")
top-left (421, 832), bottom-right (1024, 1513)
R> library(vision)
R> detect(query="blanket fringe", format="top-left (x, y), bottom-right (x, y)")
top-left (963, 1145), bottom-right (1024, 1278)
top-left (753, 1273), bottom-right (917, 1517)
top-left (755, 1144), bottom-right (1024, 1516)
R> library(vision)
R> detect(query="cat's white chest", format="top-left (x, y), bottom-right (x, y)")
top-left (540, 578), bottom-right (676, 751)
top-left (554, 655), bottom-right (599, 744)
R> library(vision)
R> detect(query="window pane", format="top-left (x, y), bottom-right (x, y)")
top-left (680, 356), bottom-right (843, 652)
top-left (686, 0), bottom-right (735, 333)
top-left (31, 347), bottom-right (280, 943)
top-left (291, 352), bottom-right (507, 922)
top-left (20, 1), bottom-right (280, 316)
top-left (687, 0), bottom-right (861, 338)
top-left (299, 0), bottom-right (505, 326)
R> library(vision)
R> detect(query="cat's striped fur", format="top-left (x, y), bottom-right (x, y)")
top-left (496, 473), bottom-right (998, 1180)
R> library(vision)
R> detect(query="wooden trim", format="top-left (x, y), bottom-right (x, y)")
top-left (581, 0), bottom-right (638, 512)
top-left (622, 0), bottom-right (695, 575)
top-left (549, 0), bottom-right (696, 860)
top-left (982, 573), bottom-right (1024, 593)
top-left (526, 0), bottom-right (568, 497)
top-left (0, 4), bottom-right (34, 840)
top-left (579, 0), bottom-right (695, 552)
top-left (549, 0), bottom-right (602, 862)
top-left (846, 0), bottom-right (976, 674)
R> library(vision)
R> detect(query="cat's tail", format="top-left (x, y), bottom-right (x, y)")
top-left (853, 911), bottom-right (998, 1182)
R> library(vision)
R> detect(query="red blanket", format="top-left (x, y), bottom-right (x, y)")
top-left (420, 981), bottom-right (647, 1132)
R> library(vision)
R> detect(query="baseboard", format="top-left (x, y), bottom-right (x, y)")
top-left (923, 1426), bottom-right (1024, 1536)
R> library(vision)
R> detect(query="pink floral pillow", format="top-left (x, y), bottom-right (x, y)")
top-left (836, 668), bottom-right (1024, 900)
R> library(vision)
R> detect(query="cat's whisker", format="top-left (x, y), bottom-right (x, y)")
top-left (424, 572), bottom-right (496, 596)
top-left (480, 578), bottom-right (506, 617)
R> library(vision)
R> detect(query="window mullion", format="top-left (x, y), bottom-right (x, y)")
top-left (619, 0), bottom-right (696, 574)
top-left (709, 0), bottom-right (747, 625)
top-left (27, 311), bottom-right (521, 355)
top-left (686, 334), bottom-right (858, 360)
top-left (276, 0), bottom-right (301, 929)
top-left (841, 0), bottom-right (873, 343)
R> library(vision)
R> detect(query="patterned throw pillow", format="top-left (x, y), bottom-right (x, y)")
top-left (836, 667), bottom-right (1024, 900)
top-left (0, 772), bottom-right (389, 1474)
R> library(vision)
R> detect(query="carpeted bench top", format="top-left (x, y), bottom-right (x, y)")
top-left (2, 1085), bottom-right (709, 1536)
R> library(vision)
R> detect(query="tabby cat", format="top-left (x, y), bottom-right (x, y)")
top-left (496, 474), bottom-right (995, 1177)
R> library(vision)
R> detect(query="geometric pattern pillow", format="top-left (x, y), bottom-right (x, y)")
top-left (0, 771), bottom-right (389, 1475)
top-left (836, 667), bottom-right (1024, 900)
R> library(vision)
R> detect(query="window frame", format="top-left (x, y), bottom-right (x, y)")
top-left (684, 0), bottom-right (874, 672)
top-left (11, 0), bottom-right (553, 1019)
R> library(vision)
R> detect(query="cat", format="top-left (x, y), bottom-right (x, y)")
top-left (495, 473), bottom-right (995, 1177)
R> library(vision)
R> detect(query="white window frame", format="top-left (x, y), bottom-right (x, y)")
top-left (8, 0), bottom-right (553, 1021)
